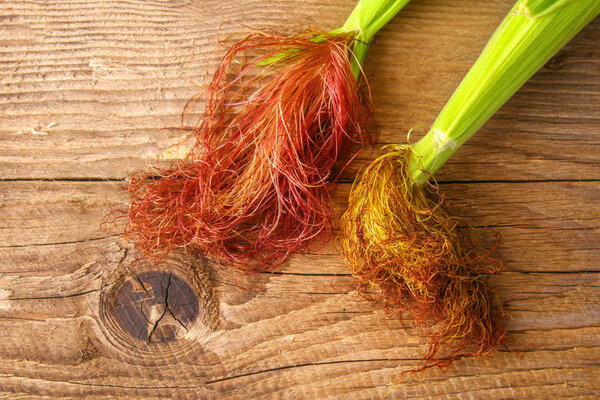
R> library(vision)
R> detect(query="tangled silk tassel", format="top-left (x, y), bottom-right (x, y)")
top-left (124, 31), bottom-right (371, 270)
top-left (340, 146), bottom-right (506, 376)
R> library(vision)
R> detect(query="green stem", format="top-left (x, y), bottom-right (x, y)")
top-left (257, 0), bottom-right (409, 78)
top-left (331, 0), bottom-right (412, 78)
top-left (409, 0), bottom-right (600, 185)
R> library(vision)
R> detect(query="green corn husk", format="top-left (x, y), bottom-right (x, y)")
top-left (334, 0), bottom-right (411, 75)
top-left (263, 0), bottom-right (411, 77)
top-left (410, 0), bottom-right (600, 184)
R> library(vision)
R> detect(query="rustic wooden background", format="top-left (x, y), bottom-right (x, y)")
top-left (1, 0), bottom-right (599, 398)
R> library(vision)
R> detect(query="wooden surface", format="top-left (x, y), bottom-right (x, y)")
top-left (1, 0), bottom-right (599, 398)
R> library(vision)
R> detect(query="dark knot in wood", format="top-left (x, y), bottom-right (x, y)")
top-left (111, 271), bottom-right (199, 343)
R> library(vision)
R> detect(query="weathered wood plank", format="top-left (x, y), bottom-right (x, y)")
top-left (0, 178), bottom-right (599, 398)
top-left (1, 0), bottom-right (599, 181)
top-left (1, 317), bottom-right (599, 398)
top-left (1, 263), bottom-right (599, 396)
top-left (2, 181), bottom-right (598, 272)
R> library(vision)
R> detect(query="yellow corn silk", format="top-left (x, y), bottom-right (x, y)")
top-left (340, 145), bottom-right (505, 376)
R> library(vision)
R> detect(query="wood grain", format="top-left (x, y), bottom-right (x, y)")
top-left (1, 0), bottom-right (599, 398)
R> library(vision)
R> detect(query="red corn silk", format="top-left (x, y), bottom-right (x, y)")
top-left (124, 31), bottom-right (372, 271)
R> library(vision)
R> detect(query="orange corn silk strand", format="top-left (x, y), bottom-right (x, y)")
top-left (125, 32), bottom-right (371, 270)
